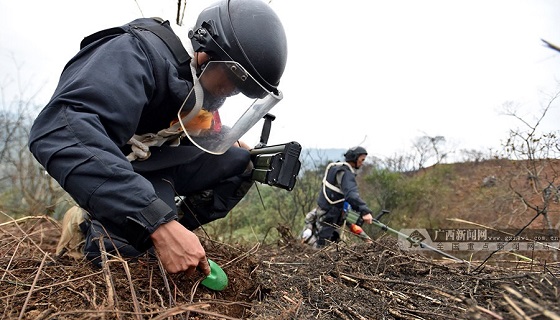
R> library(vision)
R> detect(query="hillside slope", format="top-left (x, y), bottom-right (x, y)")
top-left (1, 159), bottom-right (559, 319)
top-left (387, 158), bottom-right (560, 230)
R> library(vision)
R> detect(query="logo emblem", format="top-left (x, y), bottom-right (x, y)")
top-left (407, 230), bottom-right (426, 248)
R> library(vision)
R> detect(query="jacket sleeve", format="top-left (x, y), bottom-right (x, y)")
top-left (28, 32), bottom-right (184, 249)
top-left (339, 169), bottom-right (372, 215)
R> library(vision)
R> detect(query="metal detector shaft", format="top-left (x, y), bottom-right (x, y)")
top-left (372, 219), bottom-right (466, 263)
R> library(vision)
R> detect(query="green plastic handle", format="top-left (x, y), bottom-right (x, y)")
top-left (201, 259), bottom-right (228, 291)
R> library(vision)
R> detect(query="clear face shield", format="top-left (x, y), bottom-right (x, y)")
top-left (177, 61), bottom-right (282, 155)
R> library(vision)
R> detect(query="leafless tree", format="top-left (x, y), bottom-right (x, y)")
top-left (411, 135), bottom-right (448, 169)
top-left (383, 153), bottom-right (416, 172)
top-left (0, 59), bottom-right (72, 219)
top-left (457, 148), bottom-right (499, 163)
top-left (500, 91), bottom-right (560, 256)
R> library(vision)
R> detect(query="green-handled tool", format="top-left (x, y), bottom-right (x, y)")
top-left (201, 259), bottom-right (228, 291)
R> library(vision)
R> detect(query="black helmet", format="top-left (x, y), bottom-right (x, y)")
top-left (344, 146), bottom-right (368, 162)
top-left (188, 0), bottom-right (288, 97)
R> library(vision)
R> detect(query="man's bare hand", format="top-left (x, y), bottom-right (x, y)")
top-left (361, 213), bottom-right (373, 224)
top-left (150, 220), bottom-right (210, 276)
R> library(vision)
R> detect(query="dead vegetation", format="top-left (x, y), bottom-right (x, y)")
top-left (1, 215), bottom-right (559, 320)
top-left (2, 158), bottom-right (560, 319)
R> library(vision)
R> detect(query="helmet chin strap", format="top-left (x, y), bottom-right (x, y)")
top-left (175, 39), bottom-right (205, 129)
top-left (125, 39), bottom-right (206, 161)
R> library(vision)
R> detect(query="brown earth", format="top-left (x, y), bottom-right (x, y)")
top-left (1, 159), bottom-right (559, 319)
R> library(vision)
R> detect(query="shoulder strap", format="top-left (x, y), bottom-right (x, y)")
top-left (80, 27), bottom-right (126, 49)
top-left (130, 19), bottom-right (191, 66)
top-left (321, 162), bottom-right (354, 205)
top-left (79, 19), bottom-right (192, 80)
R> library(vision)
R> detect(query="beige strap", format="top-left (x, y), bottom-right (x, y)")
top-left (126, 37), bottom-right (202, 162)
top-left (321, 162), bottom-right (355, 205)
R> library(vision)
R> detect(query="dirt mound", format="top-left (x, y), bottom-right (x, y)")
top-left (1, 216), bottom-right (559, 319)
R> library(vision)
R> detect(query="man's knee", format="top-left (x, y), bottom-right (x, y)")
top-left (223, 147), bottom-right (251, 175)
top-left (177, 174), bottom-right (252, 230)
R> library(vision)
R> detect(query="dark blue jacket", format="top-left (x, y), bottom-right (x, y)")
top-left (29, 18), bottom-right (194, 248)
top-left (317, 162), bottom-right (372, 215)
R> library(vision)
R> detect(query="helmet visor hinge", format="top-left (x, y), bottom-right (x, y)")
top-left (189, 21), bottom-right (218, 41)
top-left (189, 20), bottom-right (221, 55)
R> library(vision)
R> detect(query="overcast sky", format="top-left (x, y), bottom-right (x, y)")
top-left (1, 0), bottom-right (559, 160)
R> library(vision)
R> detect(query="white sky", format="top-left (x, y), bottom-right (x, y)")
top-left (1, 0), bottom-right (560, 160)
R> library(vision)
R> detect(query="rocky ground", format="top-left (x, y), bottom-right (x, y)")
top-left (0, 216), bottom-right (559, 319)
